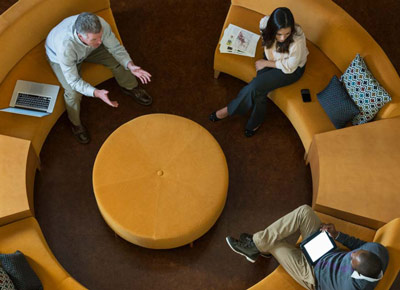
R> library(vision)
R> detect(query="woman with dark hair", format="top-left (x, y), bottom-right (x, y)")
top-left (210, 7), bottom-right (308, 137)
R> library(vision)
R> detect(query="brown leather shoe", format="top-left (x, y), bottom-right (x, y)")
top-left (71, 124), bottom-right (90, 144)
top-left (121, 87), bottom-right (152, 106)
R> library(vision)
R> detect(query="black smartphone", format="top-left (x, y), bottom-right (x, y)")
top-left (301, 89), bottom-right (311, 102)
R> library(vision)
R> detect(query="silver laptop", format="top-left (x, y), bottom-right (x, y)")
top-left (0, 80), bottom-right (60, 117)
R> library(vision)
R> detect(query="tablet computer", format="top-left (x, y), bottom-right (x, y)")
top-left (300, 230), bottom-right (337, 265)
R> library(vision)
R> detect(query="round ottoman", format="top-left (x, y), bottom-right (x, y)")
top-left (92, 114), bottom-right (229, 249)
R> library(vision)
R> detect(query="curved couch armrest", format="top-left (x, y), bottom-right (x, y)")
top-left (0, 217), bottom-right (86, 289)
top-left (373, 218), bottom-right (400, 290)
top-left (247, 266), bottom-right (303, 290)
top-left (56, 277), bottom-right (88, 290)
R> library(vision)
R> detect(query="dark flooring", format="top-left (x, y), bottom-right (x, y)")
top-left (1, 0), bottom-right (400, 289)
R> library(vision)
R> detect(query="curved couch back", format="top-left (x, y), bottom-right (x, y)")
top-left (0, 0), bottom-right (111, 85)
top-left (231, 0), bottom-right (400, 119)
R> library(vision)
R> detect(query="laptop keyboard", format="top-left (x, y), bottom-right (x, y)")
top-left (15, 93), bottom-right (50, 110)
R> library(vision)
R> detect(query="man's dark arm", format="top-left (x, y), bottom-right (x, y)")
top-left (321, 223), bottom-right (367, 250)
top-left (336, 232), bottom-right (366, 250)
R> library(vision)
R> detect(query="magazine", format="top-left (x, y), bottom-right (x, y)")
top-left (219, 24), bottom-right (260, 57)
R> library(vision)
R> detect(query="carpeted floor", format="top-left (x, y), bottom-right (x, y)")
top-left (2, 0), bottom-right (400, 289)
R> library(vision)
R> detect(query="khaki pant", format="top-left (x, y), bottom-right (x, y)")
top-left (48, 45), bottom-right (138, 126)
top-left (253, 205), bottom-right (321, 290)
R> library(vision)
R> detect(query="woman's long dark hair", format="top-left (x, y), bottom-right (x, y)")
top-left (261, 7), bottom-right (296, 53)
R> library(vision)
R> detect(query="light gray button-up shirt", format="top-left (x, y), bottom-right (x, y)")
top-left (45, 15), bottom-right (132, 97)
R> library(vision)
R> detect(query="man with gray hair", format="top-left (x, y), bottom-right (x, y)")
top-left (46, 12), bottom-right (152, 144)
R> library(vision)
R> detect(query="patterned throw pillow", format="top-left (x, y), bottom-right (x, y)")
top-left (317, 75), bottom-right (360, 129)
top-left (0, 251), bottom-right (42, 290)
top-left (0, 266), bottom-right (16, 290)
top-left (341, 54), bottom-right (391, 125)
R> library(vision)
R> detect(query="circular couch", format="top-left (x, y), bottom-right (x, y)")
top-left (0, 0), bottom-right (400, 289)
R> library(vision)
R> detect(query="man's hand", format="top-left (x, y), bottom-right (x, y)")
top-left (127, 62), bottom-right (152, 84)
top-left (94, 89), bottom-right (119, 108)
top-left (320, 223), bottom-right (339, 239)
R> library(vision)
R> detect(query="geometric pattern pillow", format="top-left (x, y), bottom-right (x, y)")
top-left (340, 54), bottom-right (392, 125)
top-left (317, 75), bottom-right (360, 129)
top-left (0, 251), bottom-right (43, 290)
top-left (0, 266), bottom-right (16, 290)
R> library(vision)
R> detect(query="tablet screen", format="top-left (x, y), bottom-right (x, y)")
top-left (302, 231), bottom-right (335, 263)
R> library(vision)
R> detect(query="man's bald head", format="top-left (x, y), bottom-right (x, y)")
top-left (351, 250), bottom-right (382, 278)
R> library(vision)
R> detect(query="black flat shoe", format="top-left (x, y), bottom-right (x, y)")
top-left (244, 126), bottom-right (260, 137)
top-left (209, 111), bottom-right (222, 122)
top-left (244, 129), bottom-right (256, 137)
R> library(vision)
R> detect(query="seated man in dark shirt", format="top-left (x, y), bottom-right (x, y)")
top-left (226, 205), bottom-right (389, 290)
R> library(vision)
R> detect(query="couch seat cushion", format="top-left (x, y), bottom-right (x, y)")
top-left (55, 277), bottom-right (87, 290)
top-left (0, 218), bottom-right (71, 289)
top-left (268, 41), bottom-right (340, 151)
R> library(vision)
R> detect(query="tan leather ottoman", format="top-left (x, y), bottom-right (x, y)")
top-left (93, 114), bottom-right (229, 249)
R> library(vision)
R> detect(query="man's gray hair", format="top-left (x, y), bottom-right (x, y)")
top-left (74, 12), bottom-right (102, 37)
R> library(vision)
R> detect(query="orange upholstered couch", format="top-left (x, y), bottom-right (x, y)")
top-left (0, 218), bottom-right (87, 290)
top-left (1, 0), bottom-right (399, 289)
top-left (213, 0), bottom-right (400, 153)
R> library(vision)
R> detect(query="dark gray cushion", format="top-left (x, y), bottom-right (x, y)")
top-left (0, 266), bottom-right (16, 290)
top-left (0, 251), bottom-right (42, 290)
top-left (317, 75), bottom-right (360, 129)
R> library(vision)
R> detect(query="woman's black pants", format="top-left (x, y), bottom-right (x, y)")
top-left (227, 65), bottom-right (305, 130)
